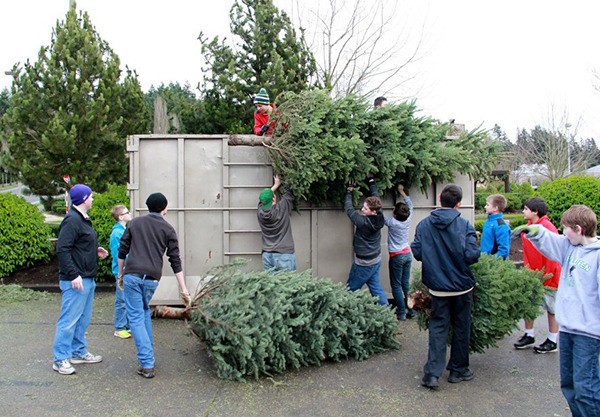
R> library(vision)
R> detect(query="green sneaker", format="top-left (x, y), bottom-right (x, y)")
top-left (114, 329), bottom-right (132, 339)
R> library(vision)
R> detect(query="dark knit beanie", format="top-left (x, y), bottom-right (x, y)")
top-left (70, 184), bottom-right (92, 206)
top-left (146, 192), bottom-right (168, 213)
top-left (253, 88), bottom-right (270, 105)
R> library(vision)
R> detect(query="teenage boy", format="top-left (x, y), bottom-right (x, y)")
top-left (411, 184), bottom-right (480, 389)
top-left (117, 192), bottom-right (191, 379)
top-left (345, 176), bottom-right (388, 305)
top-left (52, 184), bottom-right (109, 375)
top-left (480, 194), bottom-right (511, 259)
top-left (513, 197), bottom-right (562, 353)
top-left (514, 205), bottom-right (600, 417)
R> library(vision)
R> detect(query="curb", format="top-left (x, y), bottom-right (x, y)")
top-left (19, 283), bottom-right (116, 293)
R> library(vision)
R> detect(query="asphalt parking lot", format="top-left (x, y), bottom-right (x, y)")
top-left (0, 292), bottom-right (569, 417)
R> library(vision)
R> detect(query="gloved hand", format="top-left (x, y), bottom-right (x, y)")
top-left (180, 291), bottom-right (192, 308)
top-left (511, 224), bottom-right (541, 240)
top-left (259, 124), bottom-right (269, 135)
top-left (117, 274), bottom-right (124, 291)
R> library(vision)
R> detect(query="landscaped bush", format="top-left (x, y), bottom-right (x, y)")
top-left (88, 183), bottom-right (128, 282)
top-left (411, 254), bottom-right (544, 353)
top-left (535, 175), bottom-right (600, 227)
top-left (0, 193), bottom-right (53, 277)
top-left (189, 262), bottom-right (400, 381)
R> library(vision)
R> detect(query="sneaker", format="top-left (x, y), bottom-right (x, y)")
top-left (533, 339), bottom-right (558, 354)
top-left (448, 369), bottom-right (474, 383)
top-left (70, 352), bottom-right (103, 364)
top-left (420, 374), bottom-right (439, 389)
top-left (114, 329), bottom-right (132, 339)
top-left (52, 359), bottom-right (76, 375)
top-left (513, 334), bottom-right (535, 349)
top-left (137, 367), bottom-right (155, 379)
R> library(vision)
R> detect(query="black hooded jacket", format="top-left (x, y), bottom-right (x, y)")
top-left (410, 208), bottom-right (480, 292)
top-left (345, 182), bottom-right (385, 260)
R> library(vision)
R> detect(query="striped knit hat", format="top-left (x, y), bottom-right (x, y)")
top-left (253, 88), bottom-right (270, 105)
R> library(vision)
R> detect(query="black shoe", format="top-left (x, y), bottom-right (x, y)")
top-left (421, 374), bottom-right (439, 389)
top-left (406, 310), bottom-right (417, 319)
top-left (448, 369), bottom-right (474, 383)
top-left (137, 367), bottom-right (155, 379)
top-left (513, 334), bottom-right (535, 349)
top-left (533, 339), bottom-right (558, 354)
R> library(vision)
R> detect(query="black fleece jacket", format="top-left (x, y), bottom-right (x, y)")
top-left (57, 208), bottom-right (99, 281)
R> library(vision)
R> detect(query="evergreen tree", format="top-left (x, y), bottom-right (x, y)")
top-left (145, 83), bottom-right (206, 134)
top-left (199, 0), bottom-right (317, 134)
top-left (0, 89), bottom-right (10, 118)
top-left (1, 5), bottom-right (150, 204)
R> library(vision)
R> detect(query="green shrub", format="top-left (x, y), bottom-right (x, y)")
top-left (0, 193), bottom-right (53, 277)
top-left (189, 262), bottom-right (400, 381)
top-left (474, 219), bottom-right (484, 233)
top-left (508, 217), bottom-right (528, 229)
top-left (50, 198), bottom-right (67, 215)
top-left (474, 193), bottom-right (490, 211)
top-left (536, 176), bottom-right (600, 227)
top-left (411, 254), bottom-right (544, 353)
top-left (88, 184), bottom-right (128, 282)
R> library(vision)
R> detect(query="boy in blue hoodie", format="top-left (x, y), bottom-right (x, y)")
top-left (411, 184), bottom-right (480, 389)
top-left (480, 194), bottom-right (511, 259)
top-left (515, 205), bottom-right (600, 417)
top-left (110, 205), bottom-right (132, 339)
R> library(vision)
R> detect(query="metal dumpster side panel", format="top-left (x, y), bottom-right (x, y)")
top-left (128, 135), bottom-right (475, 304)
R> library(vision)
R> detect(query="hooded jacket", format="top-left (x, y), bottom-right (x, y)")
top-left (257, 187), bottom-right (295, 254)
top-left (411, 208), bottom-right (480, 292)
top-left (526, 227), bottom-right (600, 340)
top-left (521, 215), bottom-right (562, 289)
top-left (345, 182), bottom-right (384, 260)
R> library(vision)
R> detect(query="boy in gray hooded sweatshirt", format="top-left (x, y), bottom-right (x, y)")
top-left (515, 205), bottom-right (600, 417)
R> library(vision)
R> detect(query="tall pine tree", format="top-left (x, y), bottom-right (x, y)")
top-left (199, 0), bottom-right (317, 134)
top-left (1, 4), bottom-right (149, 205)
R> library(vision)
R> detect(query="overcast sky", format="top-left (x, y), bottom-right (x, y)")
top-left (2, 0), bottom-right (599, 141)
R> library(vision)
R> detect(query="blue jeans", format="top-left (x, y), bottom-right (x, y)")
top-left (424, 292), bottom-right (472, 378)
top-left (262, 252), bottom-right (296, 272)
top-left (559, 331), bottom-right (600, 417)
top-left (347, 261), bottom-right (388, 305)
top-left (53, 278), bottom-right (96, 362)
top-left (389, 253), bottom-right (412, 317)
top-left (124, 274), bottom-right (159, 368)
top-left (114, 275), bottom-right (129, 331)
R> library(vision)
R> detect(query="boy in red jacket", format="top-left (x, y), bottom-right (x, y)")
top-left (513, 197), bottom-right (562, 353)
top-left (253, 88), bottom-right (275, 136)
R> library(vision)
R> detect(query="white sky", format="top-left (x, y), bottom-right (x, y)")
top-left (1, 0), bottom-right (599, 141)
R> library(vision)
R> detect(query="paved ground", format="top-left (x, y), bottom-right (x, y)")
top-left (0, 292), bottom-right (570, 417)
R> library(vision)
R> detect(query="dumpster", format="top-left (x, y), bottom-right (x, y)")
top-left (126, 134), bottom-right (475, 304)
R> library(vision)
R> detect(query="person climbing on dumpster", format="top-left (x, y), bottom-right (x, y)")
top-left (344, 175), bottom-right (388, 306)
top-left (253, 87), bottom-right (276, 136)
top-left (257, 175), bottom-right (296, 272)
